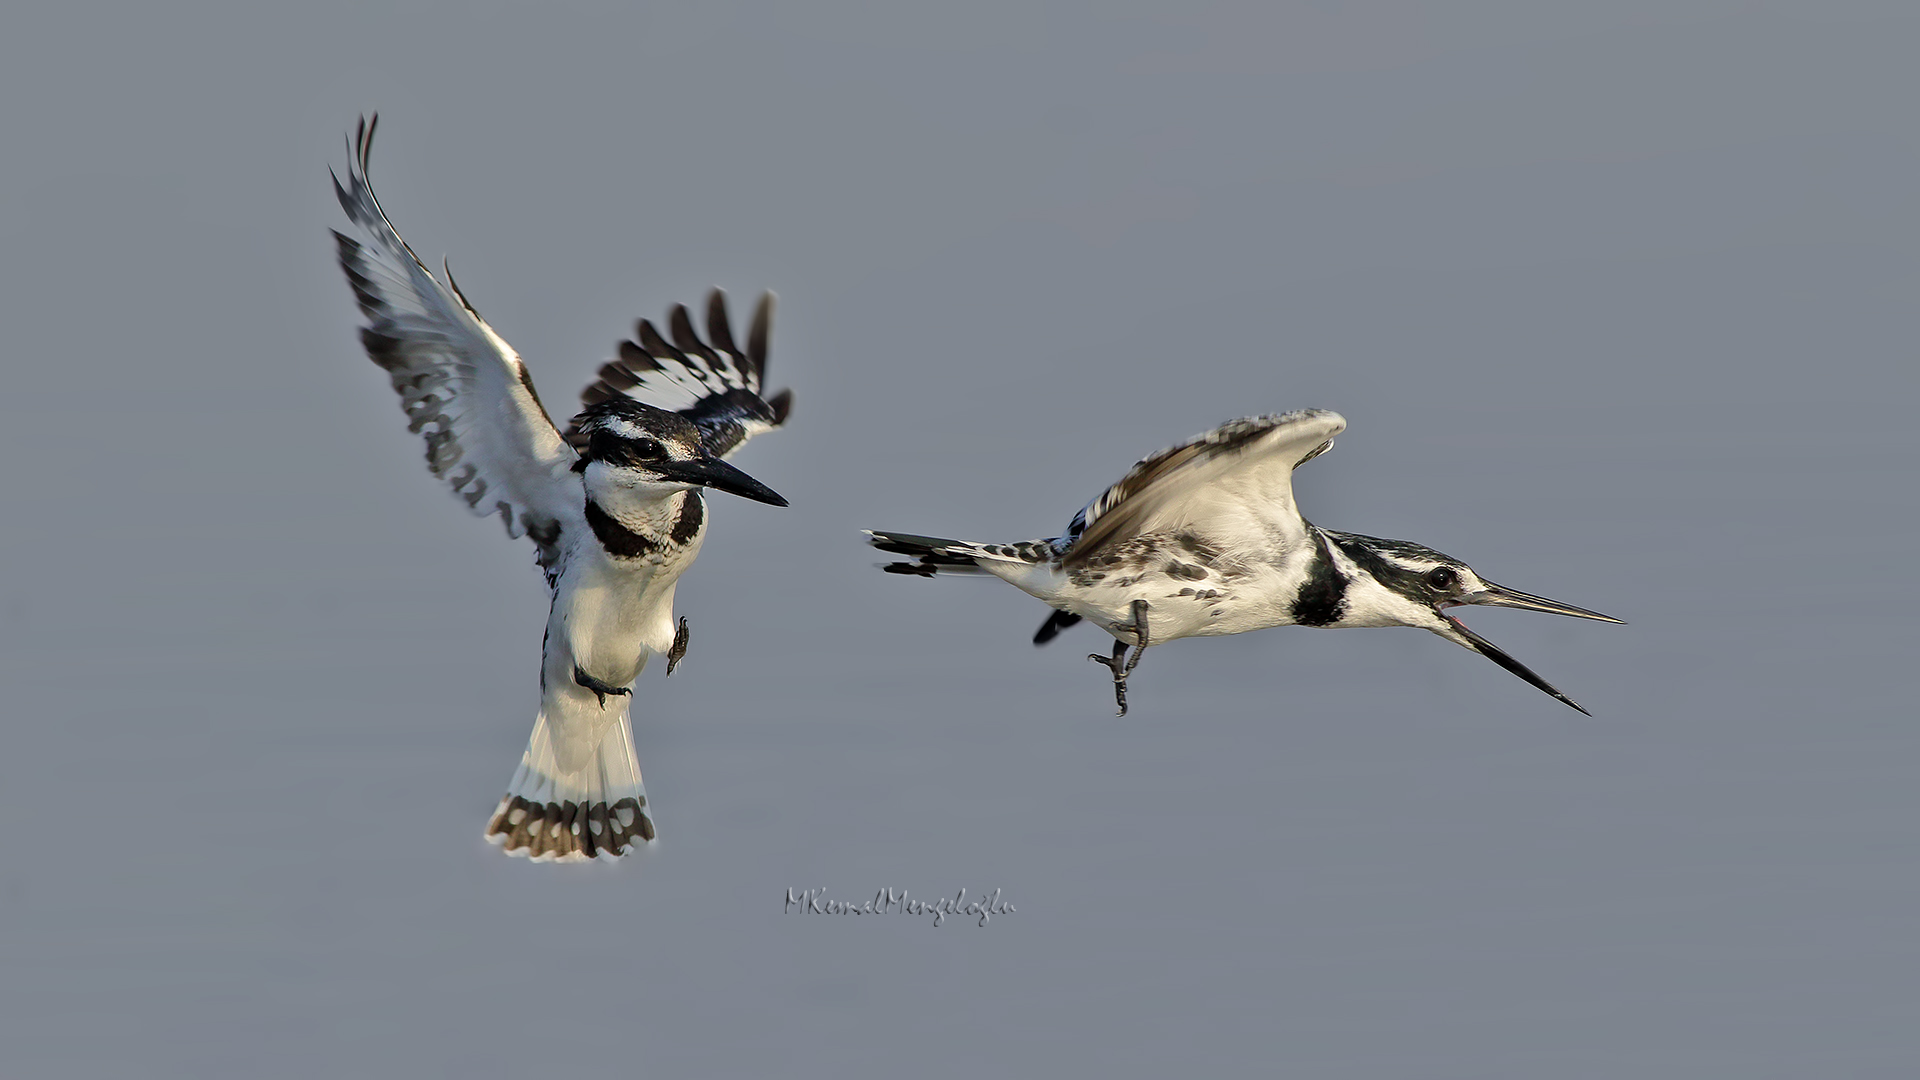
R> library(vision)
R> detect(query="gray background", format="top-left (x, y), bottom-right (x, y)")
top-left (2, 2), bottom-right (1915, 1076)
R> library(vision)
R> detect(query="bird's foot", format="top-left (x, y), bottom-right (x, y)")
top-left (1085, 600), bottom-right (1150, 716)
top-left (1088, 640), bottom-right (1132, 715)
top-left (573, 666), bottom-right (633, 708)
top-left (665, 617), bottom-right (690, 676)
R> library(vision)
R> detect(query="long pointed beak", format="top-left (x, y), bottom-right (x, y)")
top-left (1467, 582), bottom-right (1623, 624)
top-left (1431, 580), bottom-right (1619, 714)
top-left (1433, 614), bottom-right (1593, 716)
top-left (653, 456), bottom-right (788, 506)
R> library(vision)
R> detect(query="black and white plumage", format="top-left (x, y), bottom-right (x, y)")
top-left (869, 411), bottom-right (1620, 715)
top-left (333, 116), bottom-right (792, 862)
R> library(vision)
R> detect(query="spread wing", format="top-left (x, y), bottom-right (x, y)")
top-left (1061, 411), bottom-right (1348, 567)
top-left (332, 115), bottom-right (579, 576)
top-left (569, 290), bottom-right (794, 460)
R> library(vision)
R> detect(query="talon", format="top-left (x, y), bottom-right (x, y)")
top-left (1087, 600), bottom-right (1150, 717)
top-left (572, 665), bottom-right (632, 708)
top-left (666, 616), bottom-right (690, 676)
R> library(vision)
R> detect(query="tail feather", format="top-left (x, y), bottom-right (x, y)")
top-left (485, 709), bottom-right (655, 863)
top-left (866, 530), bottom-right (989, 576)
top-left (866, 530), bottom-right (1057, 577)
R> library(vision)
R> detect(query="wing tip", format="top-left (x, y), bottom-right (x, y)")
top-left (767, 388), bottom-right (794, 426)
top-left (355, 112), bottom-right (380, 175)
top-left (748, 292), bottom-right (774, 371)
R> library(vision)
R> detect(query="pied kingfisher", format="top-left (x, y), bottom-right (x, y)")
top-left (868, 411), bottom-right (1620, 716)
top-left (333, 117), bottom-right (792, 861)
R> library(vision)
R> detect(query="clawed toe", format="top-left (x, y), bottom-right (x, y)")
top-left (572, 665), bottom-right (633, 708)
top-left (666, 617), bottom-right (690, 676)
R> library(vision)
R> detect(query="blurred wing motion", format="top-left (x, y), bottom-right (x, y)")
top-left (571, 290), bottom-right (795, 460)
top-left (1061, 410), bottom-right (1347, 565)
top-left (331, 116), bottom-right (580, 574)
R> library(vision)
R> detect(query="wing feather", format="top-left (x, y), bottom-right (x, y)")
top-left (570, 289), bottom-right (792, 459)
top-left (1061, 411), bottom-right (1347, 567)
top-left (331, 115), bottom-right (579, 576)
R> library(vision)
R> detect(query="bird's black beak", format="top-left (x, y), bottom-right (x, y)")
top-left (1465, 582), bottom-right (1623, 625)
top-left (1433, 582), bottom-right (1621, 716)
top-left (653, 456), bottom-right (788, 506)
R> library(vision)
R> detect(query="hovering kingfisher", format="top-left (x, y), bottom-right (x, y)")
top-left (868, 411), bottom-right (1620, 715)
top-left (333, 116), bottom-right (792, 860)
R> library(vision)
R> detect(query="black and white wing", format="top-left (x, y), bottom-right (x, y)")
top-left (1060, 411), bottom-right (1347, 567)
top-left (570, 290), bottom-right (794, 460)
top-left (332, 116), bottom-right (580, 574)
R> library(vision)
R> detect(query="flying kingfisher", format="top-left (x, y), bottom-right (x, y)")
top-left (868, 411), bottom-right (1620, 715)
top-left (333, 116), bottom-right (792, 861)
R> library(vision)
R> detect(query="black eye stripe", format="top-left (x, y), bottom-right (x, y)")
top-left (589, 430), bottom-right (670, 465)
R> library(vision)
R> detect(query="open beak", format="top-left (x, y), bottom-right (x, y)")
top-left (653, 456), bottom-right (788, 506)
top-left (1434, 582), bottom-right (1622, 716)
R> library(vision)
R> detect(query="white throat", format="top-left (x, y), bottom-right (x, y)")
top-left (582, 462), bottom-right (689, 532)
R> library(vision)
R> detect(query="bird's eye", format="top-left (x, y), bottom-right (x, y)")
top-left (630, 438), bottom-right (665, 461)
top-left (1425, 567), bottom-right (1458, 591)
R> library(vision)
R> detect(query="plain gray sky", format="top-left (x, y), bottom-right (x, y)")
top-left (2, 2), bottom-right (1916, 1077)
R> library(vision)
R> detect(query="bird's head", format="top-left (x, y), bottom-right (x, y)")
top-left (1329, 533), bottom-right (1622, 714)
top-left (570, 399), bottom-right (787, 506)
